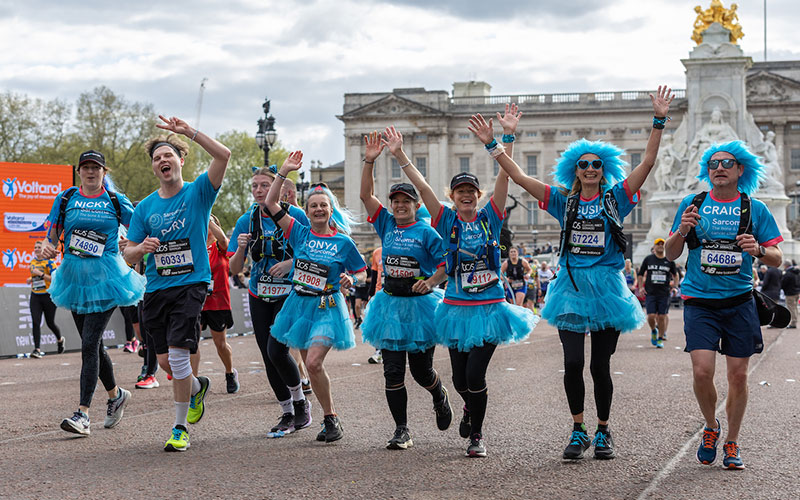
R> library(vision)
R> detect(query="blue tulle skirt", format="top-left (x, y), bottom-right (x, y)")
top-left (271, 291), bottom-right (355, 350)
top-left (435, 300), bottom-right (538, 352)
top-left (361, 288), bottom-right (444, 352)
top-left (49, 253), bottom-right (146, 314)
top-left (541, 265), bottom-right (645, 333)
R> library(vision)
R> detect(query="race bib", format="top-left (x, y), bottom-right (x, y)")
top-left (154, 239), bottom-right (194, 277)
top-left (384, 254), bottom-right (421, 279)
top-left (460, 260), bottom-right (498, 293)
top-left (293, 259), bottom-right (329, 291)
top-left (68, 229), bottom-right (107, 258)
top-left (31, 276), bottom-right (46, 291)
top-left (650, 271), bottom-right (667, 284)
top-left (258, 273), bottom-right (293, 299)
top-left (700, 240), bottom-right (743, 276)
top-left (510, 279), bottom-right (525, 289)
top-left (569, 219), bottom-right (605, 256)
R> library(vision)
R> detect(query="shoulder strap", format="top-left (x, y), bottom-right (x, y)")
top-left (685, 192), bottom-right (708, 250)
top-left (107, 191), bottom-right (122, 224)
top-left (558, 193), bottom-right (580, 258)
top-left (737, 192), bottom-right (752, 236)
top-left (602, 190), bottom-right (627, 254)
top-left (55, 187), bottom-right (79, 247)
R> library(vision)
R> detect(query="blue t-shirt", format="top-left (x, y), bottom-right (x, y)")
top-left (127, 172), bottom-right (219, 292)
top-left (228, 204), bottom-right (309, 299)
top-left (540, 181), bottom-right (638, 269)
top-left (46, 187), bottom-right (134, 258)
top-left (368, 205), bottom-right (445, 281)
top-left (432, 198), bottom-right (506, 305)
top-left (671, 192), bottom-right (783, 300)
top-left (285, 219), bottom-right (367, 293)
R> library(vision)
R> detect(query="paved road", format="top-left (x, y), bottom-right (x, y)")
top-left (1, 308), bottom-right (799, 499)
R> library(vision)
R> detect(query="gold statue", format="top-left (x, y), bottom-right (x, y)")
top-left (691, 1), bottom-right (744, 45)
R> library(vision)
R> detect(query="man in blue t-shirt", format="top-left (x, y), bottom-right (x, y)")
top-left (665, 141), bottom-right (783, 470)
top-left (123, 115), bottom-right (231, 452)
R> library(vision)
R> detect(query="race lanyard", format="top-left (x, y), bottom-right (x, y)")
top-left (700, 240), bottom-right (743, 276)
top-left (459, 260), bottom-right (498, 293)
top-left (568, 219), bottom-right (605, 256)
top-left (384, 254), bottom-right (421, 279)
top-left (292, 258), bottom-right (329, 291)
top-left (257, 273), bottom-right (293, 299)
top-left (68, 229), bottom-right (107, 258)
top-left (154, 239), bottom-right (194, 277)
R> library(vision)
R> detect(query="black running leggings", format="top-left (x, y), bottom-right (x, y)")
top-left (30, 292), bottom-right (61, 349)
top-left (449, 343), bottom-right (497, 437)
top-left (120, 305), bottom-right (138, 342)
top-left (249, 294), bottom-right (301, 402)
top-left (382, 347), bottom-right (442, 427)
top-left (72, 309), bottom-right (117, 408)
top-left (138, 304), bottom-right (157, 377)
top-left (558, 328), bottom-right (620, 422)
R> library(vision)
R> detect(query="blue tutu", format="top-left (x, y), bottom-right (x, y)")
top-left (49, 254), bottom-right (146, 314)
top-left (271, 291), bottom-right (355, 350)
top-left (541, 265), bottom-right (645, 333)
top-left (361, 289), bottom-right (444, 352)
top-left (435, 300), bottom-right (538, 352)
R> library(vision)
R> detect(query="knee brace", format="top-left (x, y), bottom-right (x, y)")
top-left (168, 347), bottom-right (192, 380)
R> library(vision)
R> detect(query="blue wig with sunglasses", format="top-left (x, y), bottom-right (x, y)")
top-left (304, 183), bottom-right (358, 235)
top-left (696, 140), bottom-right (765, 196)
top-left (552, 139), bottom-right (629, 191)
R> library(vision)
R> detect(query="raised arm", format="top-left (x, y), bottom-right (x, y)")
top-left (383, 126), bottom-right (441, 222)
top-left (209, 217), bottom-right (229, 251)
top-left (624, 85), bottom-right (675, 194)
top-left (359, 131), bottom-right (385, 217)
top-left (467, 112), bottom-right (509, 211)
top-left (266, 151), bottom-right (303, 234)
top-left (156, 115), bottom-right (232, 189)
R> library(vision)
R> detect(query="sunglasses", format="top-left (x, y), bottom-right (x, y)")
top-left (707, 159), bottom-right (737, 170)
top-left (310, 182), bottom-right (328, 190)
top-left (576, 159), bottom-right (603, 170)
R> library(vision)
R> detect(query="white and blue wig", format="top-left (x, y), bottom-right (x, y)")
top-left (696, 140), bottom-right (765, 196)
top-left (551, 139), bottom-right (628, 191)
top-left (304, 184), bottom-right (358, 235)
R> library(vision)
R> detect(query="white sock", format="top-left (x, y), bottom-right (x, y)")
top-left (279, 399), bottom-right (294, 414)
top-left (191, 376), bottom-right (201, 395)
top-left (289, 384), bottom-right (305, 402)
top-left (174, 401), bottom-right (189, 428)
top-left (300, 378), bottom-right (310, 385)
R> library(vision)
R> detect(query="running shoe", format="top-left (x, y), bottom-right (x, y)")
top-left (293, 399), bottom-right (313, 430)
top-left (433, 387), bottom-right (453, 431)
top-left (57, 337), bottom-right (65, 354)
top-left (459, 406), bottom-right (471, 438)
top-left (562, 427), bottom-right (591, 460)
top-left (225, 368), bottom-right (240, 394)
top-left (466, 433), bottom-right (487, 458)
top-left (138, 344), bottom-right (146, 358)
top-left (722, 441), bottom-right (745, 470)
top-left (321, 415), bottom-right (343, 443)
top-left (135, 375), bottom-right (159, 389)
top-left (137, 365), bottom-right (148, 383)
top-left (267, 412), bottom-right (295, 438)
top-left (30, 349), bottom-right (42, 359)
top-left (696, 419), bottom-right (721, 465)
top-left (656, 338), bottom-right (664, 349)
top-left (386, 425), bottom-right (413, 450)
top-left (187, 376), bottom-right (210, 424)
top-left (650, 328), bottom-right (658, 346)
top-left (123, 341), bottom-right (134, 353)
top-left (592, 427), bottom-right (616, 459)
top-left (61, 410), bottom-right (90, 436)
top-left (368, 351), bottom-right (382, 364)
top-left (104, 388), bottom-right (131, 428)
top-left (164, 425), bottom-right (190, 452)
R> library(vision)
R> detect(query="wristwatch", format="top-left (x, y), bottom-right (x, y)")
top-left (756, 245), bottom-right (766, 259)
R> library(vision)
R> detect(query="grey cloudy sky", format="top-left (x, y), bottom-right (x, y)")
top-left (1, 0), bottom-right (797, 167)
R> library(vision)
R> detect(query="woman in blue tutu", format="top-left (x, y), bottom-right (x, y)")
top-left (358, 131), bottom-right (452, 450)
top-left (384, 104), bottom-right (538, 458)
top-left (490, 85), bottom-right (675, 460)
top-left (265, 151), bottom-right (367, 443)
top-left (41, 149), bottom-right (145, 436)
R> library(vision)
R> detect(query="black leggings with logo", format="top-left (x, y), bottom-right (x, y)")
top-left (72, 309), bottom-right (117, 408)
top-left (249, 294), bottom-right (301, 402)
top-left (558, 328), bottom-right (620, 422)
top-left (30, 292), bottom-right (61, 349)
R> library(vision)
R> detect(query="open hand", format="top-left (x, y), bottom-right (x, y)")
top-left (497, 103), bottom-right (522, 135)
top-left (364, 131), bottom-right (385, 162)
top-left (650, 85), bottom-right (675, 118)
top-left (678, 205), bottom-right (700, 234)
top-left (468, 113), bottom-right (494, 145)
top-left (382, 126), bottom-right (404, 156)
top-left (280, 151), bottom-right (303, 173)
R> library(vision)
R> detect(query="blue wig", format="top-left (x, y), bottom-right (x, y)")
top-left (551, 139), bottom-right (628, 190)
top-left (696, 140), bottom-right (765, 195)
top-left (416, 204), bottom-right (431, 224)
top-left (102, 173), bottom-right (119, 194)
top-left (305, 184), bottom-right (358, 235)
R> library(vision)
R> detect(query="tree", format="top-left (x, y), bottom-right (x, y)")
top-left (0, 92), bottom-right (71, 164)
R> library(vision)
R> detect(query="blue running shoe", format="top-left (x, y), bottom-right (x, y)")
top-left (696, 419), bottom-right (720, 465)
top-left (592, 428), bottom-right (616, 459)
top-left (563, 427), bottom-right (590, 460)
top-left (651, 328), bottom-right (658, 346)
top-left (722, 441), bottom-right (745, 470)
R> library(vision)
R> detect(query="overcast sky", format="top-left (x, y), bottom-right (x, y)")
top-left (1, 0), bottom-right (797, 167)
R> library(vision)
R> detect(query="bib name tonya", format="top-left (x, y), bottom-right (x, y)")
top-left (307, 240), bottom-right (339, 252)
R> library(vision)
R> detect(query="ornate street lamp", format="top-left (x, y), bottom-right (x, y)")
top-left (255, 98), bottom-right (277, 166)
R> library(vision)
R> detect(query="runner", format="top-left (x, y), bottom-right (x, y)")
top-left (387, 103), bottom-right (538, 458)
top-left (266, 151), bottom-right (367, 443)
top-left (367, 246), bottom-right (384, 365)
top-left (201, 214), bottom-right (239, 393)
top-left (490, 85), bottom-right (674, 460)
top-left (637, 238), bottom-right (678, 348)
top-left (359, 131), bottom-right (452, 450)
top-left (536, 261), bottom-right (554, 308)
top-left (42, 149), bottom-right (145, 436)
top-left (665, 140), bottom-right (784, 469)
top-left (501, 247), bottom-right (532, 306)
top-left (228, 166), bottom-right (312, 437)
top-left (123, 116), bottom-right (231, 452)
top-left (27, 240), bottom-right (63, 358)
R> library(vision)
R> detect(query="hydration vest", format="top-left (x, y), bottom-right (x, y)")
top-left (55, 187), bottom-right (122, 249)
top-left (443, 211), bottom-right (501, 291)
top-left (685, 191), bottom-right (752, 249)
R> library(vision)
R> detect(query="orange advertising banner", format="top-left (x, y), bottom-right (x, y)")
top-left (1, 162), bottom-right (74, 285)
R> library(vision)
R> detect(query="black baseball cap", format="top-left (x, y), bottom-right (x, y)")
top-left (78, 150), bottom-right (106, 168)
top-left (450, 172), bottom-right (480, 190)
top-left (388, 183), bottom-right (419, 201)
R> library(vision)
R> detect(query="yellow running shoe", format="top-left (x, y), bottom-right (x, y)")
top-left (164, 426), bottom-right (190, 452)
top-left (187, 376), bottom-right (210, 424)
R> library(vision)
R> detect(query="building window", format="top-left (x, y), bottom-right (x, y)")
top-left (630, 152), bottom-right (641, 167)
top-left (595, 130), bottom-right (606, 135)
top-left (759, 124), bottom-right (770, 131)
top-left (526, 155), bottom-right (538, 176)
top-left (630, 129), bottom-right (642, 135)
top-left (459, 156), bottom-right (470, 173)
top-left (560, 130), bottom-right (572, 136)
top-left (414, 134), bottom-right (427, 141)
top-left (790, 124), bottom-right (800, 130)
top-left (459, 133), bottom-right (471, 139)
top-left (790, 195), bottom-right (800, 221)
top-left (416, 157), bottom-right (427, 177)
top-left (391, 158), bottom-right (401, 178)
top-left (792, 149), bottom-right (800, 170)
top-left (630, 203), bottom-right (643, 225)
top-left (526, 131), bottom-right (537, 137)
top-left (526, 201), bottom-right (538, 225)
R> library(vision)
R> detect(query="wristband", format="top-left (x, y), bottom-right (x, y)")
top-left (399, 161), bottom-right (411, 168)
top-left (352, 275), bottom-right (358, 285)
top-left (191, 129), bottom-right (199, 141)
top-left (653, 116), bottom-right (669, 130)
top-left (502, 134), bottom-right (515, 143)
top-left (363, 159), bottom-right (374, 164)
top-left (487, 143), bottom-right (505, 158)
top-left (276, 172), bottom-right (287, 180)
top-left (677, 227), bottom-right (689, 238)
top-left (267, 206), bottom-right (287, 223)
top-left (484, 139), bottom-right (498, 150)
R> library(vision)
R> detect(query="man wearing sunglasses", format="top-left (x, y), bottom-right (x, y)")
top-left (665, 140), bottom-right (783, 470)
